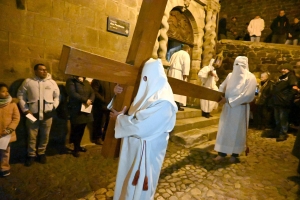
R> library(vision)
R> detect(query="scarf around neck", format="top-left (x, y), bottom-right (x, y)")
top-left (0, 95), bottom-right (12, 108)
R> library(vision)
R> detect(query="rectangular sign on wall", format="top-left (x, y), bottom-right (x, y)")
top-left (107, 17), bottom-right (130, 36)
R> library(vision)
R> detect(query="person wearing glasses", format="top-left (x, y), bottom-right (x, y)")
top-left (17, 64), bottom-right (60, 166)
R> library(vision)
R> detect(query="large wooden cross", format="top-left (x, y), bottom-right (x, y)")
top-left (59, 0), bottom-right (223, 158)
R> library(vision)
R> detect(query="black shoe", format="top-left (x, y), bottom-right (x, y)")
top-left (39, 154), bottom-right (47, 164)
top-left (79, 147), bottom-right (87, 152)
top-left (276, 135), bottom-right (287, 142)
top-left (178, 107), bottom-right (184, 111)
top-left (25, 156), bottom-right (35, 167)
top-left (1, 170), bottom-right (10, 177)
top-left (73, 151), bottom-right (80, 157)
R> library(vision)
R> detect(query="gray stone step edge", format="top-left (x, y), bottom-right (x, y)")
top-left (170, 125), bottom-right (218, 148)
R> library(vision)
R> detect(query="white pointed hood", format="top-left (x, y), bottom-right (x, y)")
top-left (226, 56), bottom-right (250, 98)
top-left (128, 58), bottom-right (178, 115)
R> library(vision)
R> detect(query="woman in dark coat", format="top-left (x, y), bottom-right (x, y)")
top-left (66, 76), bottom-right (95, 157)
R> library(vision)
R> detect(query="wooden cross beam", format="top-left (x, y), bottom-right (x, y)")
top-left (59, 0), bottom-right (223, 158)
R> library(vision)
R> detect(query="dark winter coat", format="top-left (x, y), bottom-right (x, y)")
top-left (91, 80), bottom-right (115, 111)
top-left (218, 18), bottom-right (227, 36)
top-left (287, 22), bottom-right (300, 40)
top-left (255, 80), bottom-right (274, 106)
top-left (272, 72), bottom-right (298, 107)
top-left (66, 77), bottom-right (95, 124)
top-left (270, 15), bottom-right (289, 35)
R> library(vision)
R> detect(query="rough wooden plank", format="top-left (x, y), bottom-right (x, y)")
top-left (59, 46), bottom-right (138, 85)
top-left (168, 77), bottom-right (224, 102)
top-left (126, 0), bottom-right (169, 67)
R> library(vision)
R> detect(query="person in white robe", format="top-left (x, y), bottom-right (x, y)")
top-left (198, 58), bottom-right (220, 118)
top-left (214, 56), bottom-right (257, 163)
top-left (168, 44), bottom-right (191, 110)
top-left (110, 58), bottom-right (178, 200)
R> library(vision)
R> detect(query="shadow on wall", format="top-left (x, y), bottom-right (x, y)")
top-left (8, 80), bottom-right (70, 164)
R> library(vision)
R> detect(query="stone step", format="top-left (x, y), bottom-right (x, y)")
top-left (193, 140), bottom-right (217, 153)
top-left (176, 107), bottom-right (220, 119)
top-left (173, 113), bottom-right (220, 134)
top-left (170, 125), bottom-right (218, 148)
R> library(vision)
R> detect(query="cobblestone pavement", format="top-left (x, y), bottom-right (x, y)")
top-left (1, 129), bottom-right (300, 200)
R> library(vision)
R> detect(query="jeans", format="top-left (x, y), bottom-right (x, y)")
top-left (285, 39), bottom-right (298, 45)
top-left (274, 107), bottom-right (290, 136)
top-left (271, 34), bottom-right (286, 44)
top-left (250, 36), bottom-right (260, 42)
top-left (26, 118), bottom-right (53, 157)
top-left (0, 145), bottom-right (10, 172)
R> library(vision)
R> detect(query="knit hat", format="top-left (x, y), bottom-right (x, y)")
top-left (279, 63), bottom-right (293, 71)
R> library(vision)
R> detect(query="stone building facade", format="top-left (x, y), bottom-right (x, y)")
top-left (216, 40), bottom-right (300, 84)
top-left (0, 0), bottom-right (221, 88)
top-left (219, 0), bottom-right (300, 42)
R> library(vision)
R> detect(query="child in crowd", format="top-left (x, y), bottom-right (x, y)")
top-left (0, 82), bottom-right (20, 177)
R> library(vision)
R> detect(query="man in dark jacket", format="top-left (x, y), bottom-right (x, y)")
top-left (285, 17), bottom-right (300, 45)
top-left (272, 64), bottom-right (298, 141)
top-left (218, 14), bottom-right (227, 39)
top-left (254, 72), bottom-right (274, 130)
top-left (91, 80), bottom-right (123, 145)
top-left (271, 10), bottom-right (289, 44)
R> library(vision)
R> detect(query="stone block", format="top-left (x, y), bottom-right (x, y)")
top-left (95, 12), bottom-right (107, 31)
top-left (10, 33), bottom-right (45, 58)
top-left (52, 0), bottom-right (65, 19)
top-left (33, 16), bottom-right (70, 42)
top-left (44, 39), bottom-right (64, 60)
top-left (0, 5), bottom-right (34, 35)
top-left (247, 51), bottom-right (256, 58)
top-left (105, 0), bottom-right (118, 16)
top-left (0, 30), bottom-right (8, 55)
top-left (257, 52), bottom-right (267, 57)
top-left (27, 0), bottom-right (52, 17)
top-left (71, 25), bottom-right (99, 48)
top-left (64, 2), bottom-right (80, 23)
top-left (77, 7), bottom-right (96, 28)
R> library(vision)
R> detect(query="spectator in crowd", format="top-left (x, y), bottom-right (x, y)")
top-left (168, 44), bottom-right (191, 111)
top-left (285, 17), bottom-right (300, 45)
top-left (18, 64), bottom-right (60, 166)
top-left (214, 56), bottom-right (257, 163)
top-left (243, 22), bottom-right (251, 41)
top-left (254, 72), bottom-right (274, 130)
top-left (270, 10), bottom-right (289, 44)
top-left (247, 15), bottom-right (265, 42)
top-left (292, 85), bottom-right (300, 174)
top-left (271, 64), bottom-right (298, 142)
top-left (227, 17), bottom-right (242, 40)
top-left (0, 83), bottom-right (20, 177)
top-left (66, 76), bottom-right (95, 157)
top-left (110, 58), bottom-right (177, 200)
top-left (91, 80), bottom-right (123, 145)
top-left (218, 14), bottom-right (228, 39)
top-left (198, 58), bottom-right (220, 118)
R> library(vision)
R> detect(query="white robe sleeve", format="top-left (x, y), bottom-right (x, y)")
top-left (115, 101), bottom-right (175, 139)
top-left (182, 52), bottom-right (190, 76)
top-left (219, 73), bottom-right (231, 93)
top-left (227, 73), bottom-right (257, 108)
top-left (198, 66), bottom-right (210, 81)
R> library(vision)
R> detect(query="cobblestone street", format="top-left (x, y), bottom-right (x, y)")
top-left (1, 129), bottom-right (300, 200)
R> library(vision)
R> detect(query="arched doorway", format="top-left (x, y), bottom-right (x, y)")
top-left (166, 8), bottom-right (194, 62)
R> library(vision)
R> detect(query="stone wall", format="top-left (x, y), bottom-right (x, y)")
top-left (0, 0), bottom-right (142, 86)
top-left (216, 40), bottom-right (300, 83)
top-left (219, 0), bottom-right (300, 42)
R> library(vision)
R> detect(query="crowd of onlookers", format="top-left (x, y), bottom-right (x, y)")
top-left (252, 62), bottom-right (300, 142)
top-left (0, 63), bottom-right (123, 177)
top-left (218, 9), bottom-right (300, 45)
